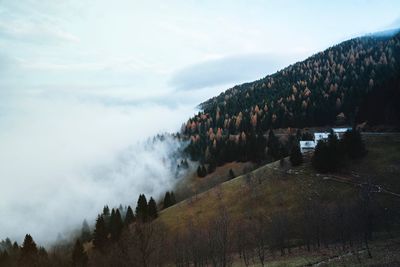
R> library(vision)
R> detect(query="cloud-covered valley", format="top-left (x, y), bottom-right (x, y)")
top-left (0, 92), bottom-right (194, 245)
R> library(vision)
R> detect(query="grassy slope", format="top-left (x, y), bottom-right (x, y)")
top-left (158, 133), bottom-right (400, 266)
top-left (173, 161), bottom-right (255, 202)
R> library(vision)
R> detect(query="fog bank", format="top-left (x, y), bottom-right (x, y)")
top-left (0, 92), bottom-right (194, 245)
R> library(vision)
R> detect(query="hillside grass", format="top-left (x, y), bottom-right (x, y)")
top-left (158, 133), bottom-right (400, 266)
top-left (173, 161), bottom-right (255, 202)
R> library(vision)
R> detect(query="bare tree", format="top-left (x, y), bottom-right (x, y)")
top-left (270, 211), bottom-right (290, 256)
top-left (252, 214), bottom-right (269, 267)
top-left (235, 219), bottom-right (254, 267)
top-left (207, 207), bottom-right (232, 267)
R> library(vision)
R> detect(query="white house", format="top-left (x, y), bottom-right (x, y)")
top-left (332, 127), bottom-right (351, 138)
top-left (314, 132), bottom-right (329, 143)
top-left (300, 128), bottom-right (351, 154)
top-left (299, 140), bottom-right (316, 153)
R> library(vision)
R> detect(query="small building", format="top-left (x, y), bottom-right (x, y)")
top-left (332, 127), bottom-right (351, 138)
top-left (300, 140), bottom-right (316, 153)
top-left (300, 129), bottom-right (351, 154)
top-left (314, 132), bottom-right (329, 143)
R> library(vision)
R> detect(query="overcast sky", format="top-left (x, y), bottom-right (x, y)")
top-left (0, 0), bottom-right (399, 244)
top-left (1, 0), bottom-right (399, 101)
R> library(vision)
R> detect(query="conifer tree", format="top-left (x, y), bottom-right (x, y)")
top-left (327, 130), bottom-right (341, 170)
top-left (102, 206), bottom-right (110, 217)
top-left (19, 234), bottom-right (38, 266)
top-left (102, 205), bottom-right (111, 233)
top-left (148, 197), bottom-right (158, 220)
top-left (170, 191), bottom-right (176, 205)
top-left (197, 165), bottom-right (208, 177)
top-left (80, 219), bottom-right (91, 242)
top-left (72, 239), bottom-right (88, 267)
top-left (110, 209), bottom-right (123, 241)
top-left (135, 194), bottom-right (148, 222)
top-left (290, 145), bottom-right (303, 166)
top-left (124, 206), bottom-right (135, 226)
top-left (12, 242), bottom-right (19, 252)
top-left (93, 215), bottom-right (107, 250)
top-left (163, 192), bottom-right (172, 209)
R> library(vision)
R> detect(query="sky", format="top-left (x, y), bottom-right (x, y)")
top-left (0, 0), bottom-right (399, 244)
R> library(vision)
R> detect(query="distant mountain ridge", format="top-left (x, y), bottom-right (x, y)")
top-left (182, 30), bottom-right (400, 166)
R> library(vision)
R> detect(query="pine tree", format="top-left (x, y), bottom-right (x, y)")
top-left (148, 197), bottom-right (158, 220)
top-left (290, 145), bottom-right (303, 166)
top-left (93, 215), bottom-right (107, 250)
top-left (197, 165), bottom-right (208, 177)
top-left (21, 234), bottom-right (37, 255)
top-left (102, 206), bottom-right (110, 217)
top-left (19, 234), bottom-right (38, 266)
top-left (12, 241), bottom-right (19, 253)
top-left (135, 194), bottom-right (148, 222)
top-left (72, 239), bottom-right (88, 267)
top-left (163, 192), bottom-right (172, 209)
top-left (124, 206), bottom-right (135, 226)
top-left (170, 191), bottom-right (176, 205)
top-left (110, 209), bottom-right (123, 241)
top-left (80, 219), bottom-right (91, 242)
top-left (327, 130), bottom-right (341, 170)
top-left (102, 205), bottom-right (111, 233)
top-left (312, 140), bottom-right (329, 172)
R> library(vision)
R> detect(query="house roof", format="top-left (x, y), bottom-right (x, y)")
top-left (332, 128), bottom-right (351, 133)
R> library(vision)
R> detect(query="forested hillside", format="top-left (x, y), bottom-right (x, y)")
top-left (183, 31), bottom-right (400, 167)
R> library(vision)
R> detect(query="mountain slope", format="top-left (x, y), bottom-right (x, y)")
top-left (199, 31), bottom-right (400, 127)
top-left (182, 31), bottom-right (400, 167)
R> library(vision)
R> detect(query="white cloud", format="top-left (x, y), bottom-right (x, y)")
top-left (0, 92), bottom-right (195, 245)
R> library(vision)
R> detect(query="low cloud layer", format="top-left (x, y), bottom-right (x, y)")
top-left (169, 54), bottom-right (293, 91)
top-left (0, 92), bottom-right (194, 245)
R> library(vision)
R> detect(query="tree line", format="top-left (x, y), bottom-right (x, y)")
top-left (312, 128), bottom-right (366, 172)
top-left (0, 190), bottom-right (178, 267)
